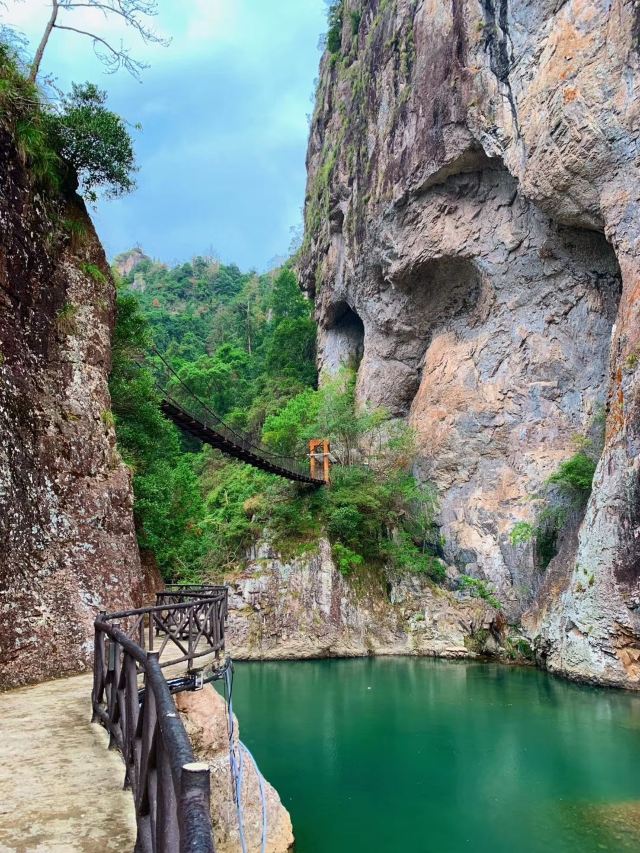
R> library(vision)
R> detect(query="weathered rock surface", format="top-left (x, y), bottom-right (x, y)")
top-left (113, 246), bottom-right (149, 278)
top-left (176, 685), bottom-right (294, 853)
top-left (299, 1), bottom-right (640, 686)
top-left (0, 120), bottom-right (153, 688)
top-left (225, 538), bottom-right (492, 660)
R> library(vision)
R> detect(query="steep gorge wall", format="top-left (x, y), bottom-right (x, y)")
top-left (0, 119), bottom-right (155, 688)
top-left (300, 0), bottom-right (640, 687)
top-left (225, 539), bottom-right (493, 661)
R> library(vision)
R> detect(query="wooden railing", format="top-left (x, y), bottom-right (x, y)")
top-left (154, 587), bottom-right (227, 643)
top-left (102, 588), bottom-right (228, 671)
top-left (91, 592), bottom-right (228, 852)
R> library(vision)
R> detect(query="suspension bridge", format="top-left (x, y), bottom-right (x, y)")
top-left (150, 348), bottom-right (331, 485)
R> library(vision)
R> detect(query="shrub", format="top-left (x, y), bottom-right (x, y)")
top-left (101, 409), bottom-right (115, 428)
top-left (56, 302), bottom-right (79, 335)
top-left (15, 115), bottom-right (61, 191)
top-left (61, 216), bottom-right (89, 251)
top-left (333, 543), bottom-right (364, 577)
top-left (326, 1), bottom-right (343, 54)
top-left (384, 532), bottom-right (447, 582)
top-left (509, 521), bottom-right (533, 547)
top-left (547, 452), bottom-right (596, 501)
top-left (505, 637), bottom-right (534, 662)
top-left (459, 575), bottom-right (502, 610)
top-left (81, 262), bottom-right (107, 284)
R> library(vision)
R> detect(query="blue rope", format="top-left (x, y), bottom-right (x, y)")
top-left (240, 742), bottom-right (268, 853)
top-left (224, 663), bottom-right (267, 853)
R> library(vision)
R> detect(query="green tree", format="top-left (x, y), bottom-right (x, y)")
top-left (270, 267), bottom-right (310, 323)
top-left (315, 369), bottom-right (387, 465)
top-left (46, 82), bottom-right (137, 201)
top-left (262, 387), bottom-right (321, 455)
top-left (265, 316), bottom-right (317, 387)
top-left (109, 291), bottom-right (211, 578)
top-left (171, 344), bottom-right (251, 417)
top-left (326, 1), bottom-right (343, 55)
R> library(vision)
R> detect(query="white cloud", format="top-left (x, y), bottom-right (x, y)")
top-left (181, 0), bottom-right (239, 46)
top-left (1, 0), bottom-right (328, 269)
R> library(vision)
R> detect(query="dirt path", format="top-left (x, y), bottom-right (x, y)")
top-left (0, 673), bottom-right (136, 852)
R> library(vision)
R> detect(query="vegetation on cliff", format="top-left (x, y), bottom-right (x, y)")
top-left (112, 251), bottom-right (447, 584)
top-left (510, 433), bottom-right (600, 570)
top-left (0, 40), bottom-right (137, 202)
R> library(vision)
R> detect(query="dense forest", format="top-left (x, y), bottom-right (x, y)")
top-left (111, 250), bottom-right (451, 589)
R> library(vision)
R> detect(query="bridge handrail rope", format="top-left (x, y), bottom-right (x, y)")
top-left (92, 596), bottom-right (220, 853)
top-left (148, 346), bottom-right (326, 483)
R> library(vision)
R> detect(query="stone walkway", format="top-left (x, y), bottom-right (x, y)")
top-left (0, 673), bottom-right (136, 852)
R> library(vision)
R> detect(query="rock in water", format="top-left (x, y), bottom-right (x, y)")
top-left (175, 685), bottom-right (294, 853)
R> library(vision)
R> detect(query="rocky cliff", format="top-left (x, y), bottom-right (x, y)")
top-left (299, 0), bottom-right (640, 687)
top-left (176, 686), bottom-right (294, 853)
top-left (0, 119), bottom-right (155, 688)
top-left (225, 538), bottom-right (507, 662)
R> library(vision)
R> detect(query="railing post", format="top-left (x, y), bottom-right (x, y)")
top-left (179, 762), bottom-right (214, 853)
top-left (91, 618), bottom-right (105, 721)
top-left (93, 595), bottom-right (224, 852)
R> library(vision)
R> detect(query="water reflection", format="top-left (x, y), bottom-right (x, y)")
top-left (222, 659), bottom-right (640, 853)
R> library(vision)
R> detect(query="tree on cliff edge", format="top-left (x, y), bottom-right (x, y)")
top-left (28, 0), bottom-right (167, 82)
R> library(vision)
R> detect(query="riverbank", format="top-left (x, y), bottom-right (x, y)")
top-left (223, 538), bottom-right (540, 672)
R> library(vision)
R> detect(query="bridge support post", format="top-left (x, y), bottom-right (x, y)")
top-left (309, 439), bottom-right (331, 483)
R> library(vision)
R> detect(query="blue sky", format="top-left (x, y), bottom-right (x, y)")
top-left (2, 0), bottom-right (327, 269)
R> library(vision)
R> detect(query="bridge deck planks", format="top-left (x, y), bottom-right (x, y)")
top-left (160, 399), bottom-right (323, 485)
top-left (0, 673), bottom-right (136, 853)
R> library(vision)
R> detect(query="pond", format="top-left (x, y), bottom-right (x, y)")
top-left (223, 658), bottom-right (640, 853)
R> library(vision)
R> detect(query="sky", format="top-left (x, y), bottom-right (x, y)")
top-left (1, 0), bottom-right (328, 270)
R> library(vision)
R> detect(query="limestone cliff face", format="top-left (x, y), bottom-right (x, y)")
top-left (300, 1), bottom-right (640, 687)
top-left (0, 120), bottom-right (154, 688)
top-left (225, 538), bottom-right (493, 661)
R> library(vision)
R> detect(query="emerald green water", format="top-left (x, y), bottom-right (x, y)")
top-left (223, 658), bottom-right (640, 853)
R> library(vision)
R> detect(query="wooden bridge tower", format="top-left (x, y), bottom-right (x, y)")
top-left (309, 439), bottom-right (331, 484)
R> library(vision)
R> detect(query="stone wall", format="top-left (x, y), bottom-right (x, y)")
top-left (0, 119), bottom-right (153, 688)
top-left (299, 0), bottom-right (640, 687)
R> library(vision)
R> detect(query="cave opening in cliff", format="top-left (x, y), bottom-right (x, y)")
top-left (388, 257), bottom-right (482, 416)
top-left (324, 301), bottom-right (365, 373)
top-left (404, 224), bottom-right (622, 590)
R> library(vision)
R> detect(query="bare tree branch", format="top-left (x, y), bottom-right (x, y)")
top-left (28, 0), bottom-right (167, 82)
top-left (29, 0), bottom-right (59, 82)
top-left (60, 0), bottom-right (167, 45)
top-left (53, 22), bottom-right (148, 76)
